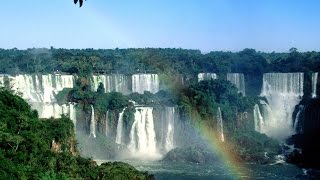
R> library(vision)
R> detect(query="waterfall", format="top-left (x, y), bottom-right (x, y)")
top-left (90, 105), bottom-right (96, 138)
top-left (0, 76), bottom-right (3, 87)
top-left (128, 107), bottom-right (159, 158)
top-left (198, 73), bottom-right (217, 82)
top-left (216, 107), bottom-right (225, 142)
top-left (41, 75), bottom-right (56, 103)
top-left (105, 110), bottom-right (109, 136)
top-left (294, 105), bottom-right (304, 134)
top-left (109, 74), bottom-right (129, 94)
top-left (91, 75), bottom-right (107, 92)
top-left (53, 74), bottom-right (74, 91)
top-left (91, 74), bottom-right (130, 94)
top-left (253, 104), bottom-right (264, 132)
top-left (227, 73), bottom-right (246, 96)
top-left (312, 72), bottom-right (318, 98)
top-left (132, 74), bottom-right (159, 94)
top-left (69, 103), bottom-right (77, 128)
top-left (260, 73), bottom-right (303, 140)
top-left (164, 107), bottom-right (175, 152)
top-left (13, 75), bottom-right (43, 102)
top-left (115, 109), bottom-right (125, 144)
top-left (7, 74), bottom-right (75, 118)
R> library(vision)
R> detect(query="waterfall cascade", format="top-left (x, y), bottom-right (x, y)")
top-left (132, 74), bottom-right (159, 94)
top-left (216, 107), bottom-right (225, 142)
top-left (198, 73), bottom-right (217, 82)
top-left (164, 107), bottom-right (175, 152)
top-left (90, 105), bottom-right (96, 138)
top-left (1, 74), bottom-right (75, 119)
top-left (294, 105), bottom-right (304, 134)
top-left (253, 104), bottom-right (264, 133)
top-left (312, 72), bottom-right (318, 98)
top-left (227, 73), bottom-right (246, 96)
top-left (69, 103), bottom-right (77, 127)
top-left (115, 109), bottom-right (125, 144)
top-left (91, 75), bottom-right (107, 92)
top-left (128, 107), bottom-right (159, 158)
top-left (105, 110), bottom-right (109, 136)
top-left (91, 74), bottom-right (130, 94)
top-left (260, 73), bottom-right (304, 140)
top-left (0, 75), bottom-right (4, 87)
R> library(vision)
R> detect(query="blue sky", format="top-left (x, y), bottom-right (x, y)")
top-left (1, 0), bottom-right (320, 52)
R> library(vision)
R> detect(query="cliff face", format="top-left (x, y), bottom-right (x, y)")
top-left (287, 98), bottom-right (320, 168)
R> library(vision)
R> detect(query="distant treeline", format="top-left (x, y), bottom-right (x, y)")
top-left (1, 47), bottom-right (319, 76)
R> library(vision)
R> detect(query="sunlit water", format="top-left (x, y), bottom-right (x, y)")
top-left (95, 160), bottom-right (303, 180)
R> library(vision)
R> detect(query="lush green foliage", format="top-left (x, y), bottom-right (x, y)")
top-left (179, 79), bottom-right (255, 127)
top-left (1, 48), bottom-right (320, 76)
top-left (0, 88), bottom-right (153, 179)
top-left (178, 80), bottom-right (280, 163)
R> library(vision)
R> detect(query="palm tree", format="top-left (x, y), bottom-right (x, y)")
top-left (74, 0), bottom-right (85, 7)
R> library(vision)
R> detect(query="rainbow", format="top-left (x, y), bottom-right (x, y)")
top-left (190, 111), bottom-right (251, 179)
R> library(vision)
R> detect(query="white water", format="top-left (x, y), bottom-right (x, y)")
top-left (91, 74), bottom-right (130, 94)
top-left (105, 110), bottom-right (109, 136)
top-left (198, 73), bottom-right (217, 82)
top-left (128, 107), bottom-right (160, 159)
top-left (90, 105), bottom-right (96, 138)
top-left (0, 75), bottom-right (4, 87)
top-left (132, 74), bottom-right (159, 94)
top-left (216, 107), bottom-right (225, 142)
top-left (260, 73), bottom-right (303, 140)
top-left (227, 73), bottom-right (246, 96)
top-left (312, 72), bottom-right (318, 98)
top-left (253, 104), bottom-right (264, 133)
top-left (13, 75), bottom-right (43, 102)
top-left (293, 105), bottom-right (304, 134)
top-left (164, 107), bottom-right (175, 152)
top-left (69, 103), bottom-right (77, 127)
top-left (115, 109), bottom-right (125, 144)
top-left (91, 75), bottom-right (107, 92)
top-left (2, 74), bottom-right (75, 119)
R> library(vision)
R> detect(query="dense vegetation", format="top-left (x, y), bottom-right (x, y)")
top-left (177, 80), bottom-right (280, 163)
top-left (0, 88), bottom-right (153, 179)
top-left (1, 48), bottom-right (319, 76)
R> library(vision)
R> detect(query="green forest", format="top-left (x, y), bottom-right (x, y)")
top-left (0, 48), bottom-right (319, 76)
top-left (0, 88), bottom-right (153, 179)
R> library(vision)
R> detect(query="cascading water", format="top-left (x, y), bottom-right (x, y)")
top-left (13, 75), bottom-right (43, 102)
top-left (164, 107), bottom-right (175, 152)
top-left (227, 73), bottom-right (246, 96)
top-left (198, 73), bottom-right (217, 82)
top-left (216, 107), bottom-right (225, 142)
top-left (69, 103), bottom-right (77, 127)
top-left (128, 107), bottom-right (159, 159)
top-left (105, 110), bottom-right (109, 136)
top-left (260, 73), bottom-right (304, 140)
top-left (312, 72), bottom-right (318, 98)
top-left (115, 109), bottom-right (125, 144)
top-left (91, 74), bottom-right (130, 94)
top-left (132, 74), bottom-right (159, 94)
top-left (253, 104), bottom-right (264, 133)
top-left (294, 105), bottom-right (304, 134)
top-left (6, 74), bottom-right (75, 119)
top-left (0, 75), bottom-right (4, 87)
top-left (108, 74), bottom-right (129, 94)
top-left (91, 75), bottom-right (107, 92)
top-left (90, 105), bottom-right (96, 138)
